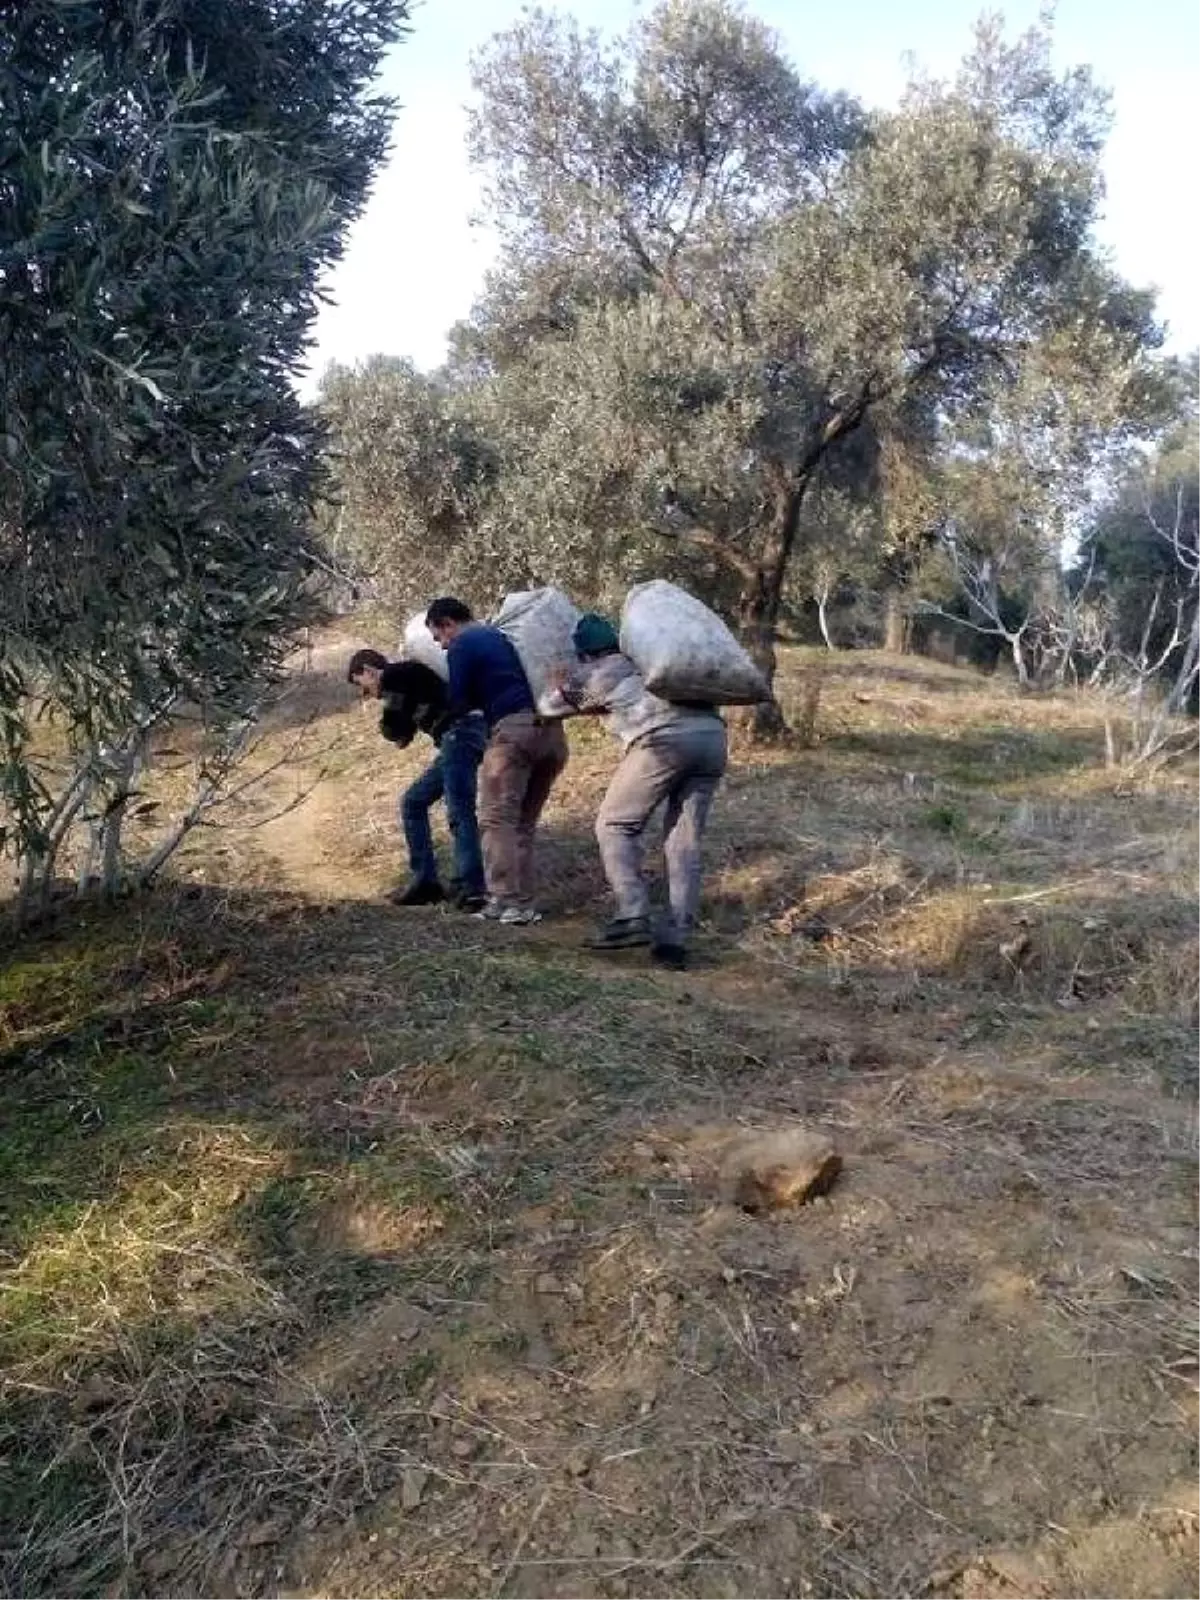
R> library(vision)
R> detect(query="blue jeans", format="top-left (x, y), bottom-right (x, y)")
top-left (400, 718), bottom-right (487, 895)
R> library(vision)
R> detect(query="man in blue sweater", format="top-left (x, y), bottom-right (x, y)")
top-left (426, 597), bottom-right (568, 925)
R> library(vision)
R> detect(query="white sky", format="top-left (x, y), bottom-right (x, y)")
top-left (299, 0), bottom-right (1198, 396)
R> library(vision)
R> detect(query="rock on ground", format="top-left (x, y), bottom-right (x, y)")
top-left (720, 1127), bottom-right (843, 1213)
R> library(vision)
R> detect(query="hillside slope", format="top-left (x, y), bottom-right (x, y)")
top-left (2, 635), bottom-right (1196, 1598)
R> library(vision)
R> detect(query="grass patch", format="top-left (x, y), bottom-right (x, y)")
top-left (0, 640), bottom-right (1195, 1599)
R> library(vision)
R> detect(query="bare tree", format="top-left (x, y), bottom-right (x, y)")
top-left (916, 536), bottom-right (1045, 688)
top-left (1096, 483), bottom-right (1200, 766)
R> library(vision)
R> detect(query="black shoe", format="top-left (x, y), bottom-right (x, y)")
top-left (651, 941), bottom-right (688, 971)
top-left (585, 917), bottom-right (652, 951)
top-left (452, 887), bottom-right (488, 912)
top-left (387, 879), bottom-right (445, 907)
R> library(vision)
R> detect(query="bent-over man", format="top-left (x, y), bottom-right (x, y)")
top-left (545, 613), bottom-right (726, 971)
top-left (346, 647), bottom-right (487, 910)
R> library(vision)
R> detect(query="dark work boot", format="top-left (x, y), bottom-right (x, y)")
top-left (651, 941), bottom-right (688, 971)
top-left (387, 879), bottom-right (445, 907)
top-left (451, 885), bottom-right (488, 912)
top-left (585, 917), bottom-right (652, 951)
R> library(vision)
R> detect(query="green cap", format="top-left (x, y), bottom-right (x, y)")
top-left (572, 613), bottom-right (620, 655)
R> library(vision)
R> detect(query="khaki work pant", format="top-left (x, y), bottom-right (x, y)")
top-left (478, 712), bottom-right (569, 909)
top-left (595, 719), bottom-right (727, 945)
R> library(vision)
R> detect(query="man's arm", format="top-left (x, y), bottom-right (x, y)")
top-left (379, 703), bottom-right (418, 746)
top-left (554, 659), bottom-right (615, 716)
top-left (444, 632), bottom-right (475, 719)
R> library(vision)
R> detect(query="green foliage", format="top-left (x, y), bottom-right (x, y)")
top-left (316, 0), bottom-right (1169, 737)
top-left (0, 0), bottom-right (408, 904)
top-left (460, 4), bottom-right (1158, 657)
top-left (319, 356), bottom-right (498, 608)
top-left (1079, 358), bottom-right (1199, 701)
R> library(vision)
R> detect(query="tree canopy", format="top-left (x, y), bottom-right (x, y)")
top-left (1, 0), bottom-right (408, 909)
top-left (319, 0), bottom-right (1174, 734)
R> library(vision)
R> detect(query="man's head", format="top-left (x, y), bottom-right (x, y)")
top-left (425, 596), bottom-right (473, 648)
top-left (572, 613), bottom-right (620, 660)
top-left (347, 647), bottom-right (389, 698)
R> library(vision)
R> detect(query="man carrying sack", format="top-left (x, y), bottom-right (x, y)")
top-left (346, 648), bottom-right (488, 909)
top-left (425, 597), bottom-right (568, 925)
top-left (546, 613), bottom-right (727, 971)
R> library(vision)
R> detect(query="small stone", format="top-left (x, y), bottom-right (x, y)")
top-left (721, 1266), bottom-right (737, 1284)
top-left (555, 1218), bottom-right (578, 1233)
top-left (721, 1128), bottom-right (843, 1213)
top-left (564, 1447), bottom-right (592, 1477)
top-left (534, 1273), bottom-right (563, 1295)
top-left (401, 1468), bottom-right (427, 1510)
top-left (564, 1281), bottom-right (585, 1304)
top-left (74, 1374), bottom-right (121, 1412)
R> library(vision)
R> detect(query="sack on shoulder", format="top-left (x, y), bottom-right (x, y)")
top-left (620, 580), bottom-right (770, 705)
top-left (494, 586), bottom-right (581, 714)
top-left (402, 611), bottom-right (449, 682)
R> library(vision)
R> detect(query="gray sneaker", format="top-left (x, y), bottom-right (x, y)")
top-left (499, 906), bottom-right (542, 926)
top-left (472, 898), bottom-right (505, 921)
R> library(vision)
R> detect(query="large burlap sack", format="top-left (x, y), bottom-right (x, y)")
top-left (620, 580), bottom-right (770, 705)
top-left (402, 611), bottom-right (449, 682)
top-left (493, 587), bottom-right (581, 714)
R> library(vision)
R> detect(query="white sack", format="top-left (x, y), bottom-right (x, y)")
top-left (493, 586), bottom-right (581, 714)
top-left (402, 611), bottom-right (449, 682)
top-left (620, 579), bottom-right (770, 705)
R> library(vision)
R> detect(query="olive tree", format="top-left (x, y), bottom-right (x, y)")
top-left (318, 356), bottom-right (499, 609)
top-left (460, 0), bottom-right (1164, 732)
top-left (0, 0), bottom-right (408, 917)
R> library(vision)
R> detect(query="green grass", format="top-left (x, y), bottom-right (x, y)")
top-left (0, 643), bottom-right (1195, 1599)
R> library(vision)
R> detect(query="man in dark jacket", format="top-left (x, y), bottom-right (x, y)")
top-left (347, 648), bottom-right (487, 909)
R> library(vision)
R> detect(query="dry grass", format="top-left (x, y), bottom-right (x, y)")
top-left (0, 637), bottom-right (1196, 1598)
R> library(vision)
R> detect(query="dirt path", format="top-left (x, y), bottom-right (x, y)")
top-left (5, 636), bottom-right (1194, 1600)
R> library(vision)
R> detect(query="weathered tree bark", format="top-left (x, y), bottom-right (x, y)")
top-left (735, 565), bottom-right (786, 739)
top-left (733, 482), bottom-right (809, 740)
top-left (1166, 611), bottom-right (1200, 715)
top-left (1009, 629), bottom-right (1031, 688)
top-left (883, 588), bottom-right (910, 654)
top-left (816, 586), bottom-right (834, 650)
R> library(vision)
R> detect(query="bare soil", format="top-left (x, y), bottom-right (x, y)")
top-left (1, 634), bottom-right (1196, 1598)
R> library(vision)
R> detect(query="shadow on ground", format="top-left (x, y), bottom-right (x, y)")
top-left (0, 872), bottom-right (1195, 1598)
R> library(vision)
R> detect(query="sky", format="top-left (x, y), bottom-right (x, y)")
top-left (298, 0), bottom-right (1198, 396)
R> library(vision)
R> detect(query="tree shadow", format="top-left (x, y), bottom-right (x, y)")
top-left (1, 864), bottom-right (1195, 1596)
top-left (836, 722), bottom-right (1104, 784)
top-left (257, 661), bottom-right (365, 734)
top-left (806, 654), bottom-right (1000, 696)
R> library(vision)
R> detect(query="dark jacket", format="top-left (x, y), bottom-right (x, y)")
top-left (445, 623), bottom-right (534, 727)
top-left (378, 661), bottom-right (454, 747)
